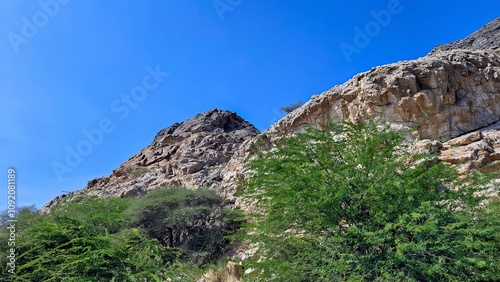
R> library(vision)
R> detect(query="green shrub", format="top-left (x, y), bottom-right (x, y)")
top-left (50, 196), bottom-right (131, 234)
top-left (241, 121), bottom-right (499, 281)
top-left (126, 187), bottom-right (240, 265)
top-left (0, 189), bottom-right (239, 281)
top-left (0, 198), bottom-right (183, 281)
top-left (280, 100), bottom-right (303, 114)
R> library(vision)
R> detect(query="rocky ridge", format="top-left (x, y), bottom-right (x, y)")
top-left (41, 109), bottom-right (259, 212)
top-left (268, 49), bottom-right (500, 140)
top-left (429, 18), bottom-right (500, 55)
top-left (41, 18), bottom-right (500, 212)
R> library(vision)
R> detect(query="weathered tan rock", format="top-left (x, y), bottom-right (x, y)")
top-left (268, 49), bottom-right (500, 141)
top-left (438, 121), bottom-right (500, 174)
top-left (429, 18), bottom-right (500, 55)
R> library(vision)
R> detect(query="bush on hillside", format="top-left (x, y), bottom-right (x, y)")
top-left (0, 196), bottom-right (213, 281)
top-left (280, 100), bottom-right (303, 114)
top-left (241, 120), bottom-right (499, 281)
top-left (126, 187), bottom-right (241, 265)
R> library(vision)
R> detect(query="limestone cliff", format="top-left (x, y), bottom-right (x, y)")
top-left (268, 49), bottom-right (500, 140)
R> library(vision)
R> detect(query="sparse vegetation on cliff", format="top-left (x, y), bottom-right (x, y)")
top-left (280, 100), bottom-right (304, 114)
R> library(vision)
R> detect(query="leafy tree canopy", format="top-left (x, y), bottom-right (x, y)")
top-left (0, 188), bottom-right (237, 281)
top-left (242, 121), bottom-right (499, 281)
top-left (126, 187), bottom-right (241, 265)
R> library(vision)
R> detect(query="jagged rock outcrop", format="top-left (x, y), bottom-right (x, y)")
top-left (429, 18), bottom-right (500, 55)
top-left (268, 49), bottom-right (500, 140)
top-left (271, 18), bottom-right (500, 141)
top-left (222, 18), bottom-right (500, 203)
top-left (85, 109), bottom-right (259, 196)
top-left (438, 120), bottom-right (500, 174)
top-left (42, 18), bottom-right (500, 213)
top-left (41, 109), bottom-right (259, 212)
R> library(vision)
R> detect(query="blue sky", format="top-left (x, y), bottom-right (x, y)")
top-left (1, 0), bottom-right (498, 210)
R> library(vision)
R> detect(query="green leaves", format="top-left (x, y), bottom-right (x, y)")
top-left (242, 120), bottom-right (499, 281)
top-left (0, 199), bottom-right (173, 281)
top-left (0, 192), bottom-right (229, 281)
top-left (125, 187), bottom-right (240, 265)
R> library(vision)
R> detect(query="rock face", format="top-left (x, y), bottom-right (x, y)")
top-left (41, 109), bottom-right (259, 212)
top-left (268, 49), bottom-right (500, 140)
top-left (438, 121), bottom-right (500, 174)
top-left (429, 18), bottom-right (500, 55)
top-left (86, 109), bottom-right (259, 196)
top-left (41, 18), bottom-right (500, 212)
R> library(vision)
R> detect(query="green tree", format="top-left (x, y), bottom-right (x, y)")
top-left (0, 205), bottom-right (37, 226)
top-left (242, 121), bottom-right (499, 281)
top-left (50, 196), bottom-right (131, 234)
top-left (0, 198), bottom-right (184, 281)
top-left (126, 187), bottom-right (241, 265)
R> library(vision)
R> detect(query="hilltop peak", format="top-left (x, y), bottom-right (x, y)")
top-left (150, 109), bottom-right (258, 149)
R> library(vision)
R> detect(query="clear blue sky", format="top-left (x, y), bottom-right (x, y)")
top-left (1, 0), bottom-right (498, 210)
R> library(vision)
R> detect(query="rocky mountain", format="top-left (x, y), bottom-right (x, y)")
top-left (41, 109), bottom-right (259, 212)
top-left (268, 49), bottom-right (500, 140)
top-left (41, 18), bottom-right (500, 212)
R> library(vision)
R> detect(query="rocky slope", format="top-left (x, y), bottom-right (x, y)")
top-left (42, 18), bottom-right (500, 212)
top-left (224, 18), bottom-right (500, 205)
top-left (41, 109), bottom-right (259, 212)
top-left (438, 120), bottom-right (500, 175)
top-left (429, 18), bottom-right (500, 54)
top-left (268, 49), bottom-right (500, 140)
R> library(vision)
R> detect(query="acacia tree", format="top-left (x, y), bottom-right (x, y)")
top-left (242, 121), bottom-right (499, 281)
top-left (126, 187), bottom-right (240, 265)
